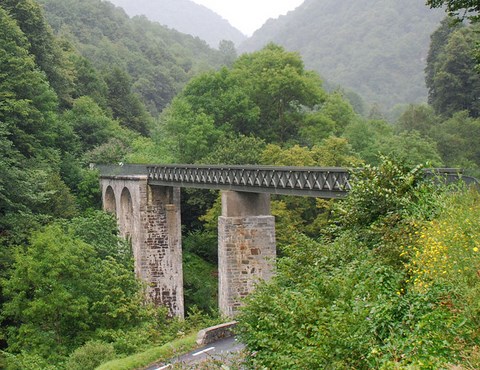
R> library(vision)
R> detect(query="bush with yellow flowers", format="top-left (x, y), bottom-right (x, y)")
top-left (406, 189), bottom-right (480, 290)
top-left (238, 157), bottom-right (480, 369)
top-left (397, 188), bottom-right (480, 368)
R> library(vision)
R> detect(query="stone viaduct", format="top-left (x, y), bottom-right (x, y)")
top-left (98, 164), bottom-right (469, 318)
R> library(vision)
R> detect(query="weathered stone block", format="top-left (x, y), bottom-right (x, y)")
top-left (218, 213), bottom-right (276, 317)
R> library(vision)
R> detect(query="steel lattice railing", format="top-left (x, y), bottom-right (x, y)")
top-left (147, 165), bottom-right (352, 198)
top-left (95, 164), bottom-right (477, 198)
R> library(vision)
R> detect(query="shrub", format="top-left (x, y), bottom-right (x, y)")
top-left (65, 341), bottom-right (115, 370)
top-left (331, 156), bottom-right (444, 265)
top-left (1, 351), bottom-right (60, 370)
top-left (237, 159), bottom-right (479, 369)
top-left (406, 189), bottom-right (480, 291)
top-left (332, 157), bottom-right (432, 233)
top-left (238, 234), bottom-right (407, 369)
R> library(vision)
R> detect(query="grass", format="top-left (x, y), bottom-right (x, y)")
top-left (95, 333), bottom-right (198, 370)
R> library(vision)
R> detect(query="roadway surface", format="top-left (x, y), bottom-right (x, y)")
top-left (144, 336), bottom-right (245, 369)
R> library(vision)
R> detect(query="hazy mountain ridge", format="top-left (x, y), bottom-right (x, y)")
top-left (240, 0), bottom-right (445, 110)
top-left (108, 0), bottom-right (246, 48)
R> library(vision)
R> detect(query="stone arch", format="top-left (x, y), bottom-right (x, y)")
top-left (104, 186), bottom-right (116, 215)
top-left (120, 187), bottom-right (134, 240)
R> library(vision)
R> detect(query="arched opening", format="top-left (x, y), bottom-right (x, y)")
top-left (120, 187), bottom-right (134, 240)
top-left (104, 186), bottom-right (116, 215)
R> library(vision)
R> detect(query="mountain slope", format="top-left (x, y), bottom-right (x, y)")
top-left (240, 0), bottom-right (444, 110)
top-left (108, 0), bottom-right (246, 48)
top-left (37, 0), bottom-right (225, 115)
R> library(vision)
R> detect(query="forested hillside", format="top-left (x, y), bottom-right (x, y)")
top-left (108, 0), bottom-right (246, 48)
top-left (37, 0), bottom-right (227, 116)
top-left (240, 0), bottom-right (444, 112)
top-left (0, 1), bottom-right (223, 367)
top-left (1, 0), bottom-right (480, 368)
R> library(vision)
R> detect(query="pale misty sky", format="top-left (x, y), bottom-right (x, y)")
top-left (191, 0), bottom-right (304, 36)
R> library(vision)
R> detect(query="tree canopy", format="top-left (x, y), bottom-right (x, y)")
top-left (426, 19), bottom-right (480, 117)
top-left (1, 215), bottom-right (145, 362)
top-left (2, 0), bottom-right (74, 108)
top-left (427, 0), bottom-right (480, 21)
top-left (159, 44), bottom-right (329, 163)
top-left (38, 0), bottom-right (225, 116)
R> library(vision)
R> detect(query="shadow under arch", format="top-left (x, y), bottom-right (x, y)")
top-left (104, 186), bottom-right (116, 215)
top-left (120, 187), bottom-right (134, 241)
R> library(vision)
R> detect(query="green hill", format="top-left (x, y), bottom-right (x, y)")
top-left (240, 0), bottom-right (444, 111)
top-left (38, 0), bottom-right (225, 115)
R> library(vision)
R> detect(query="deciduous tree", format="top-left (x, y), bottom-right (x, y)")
top-left (1, 219), bottom-right (145, 361)
top-left (2, 0), bottom-right (75, 108)
top-left (426, 0), bottom-right (480, 22)
top-left (233, 44), bottom-right (325, 142)
top-left (426, 22), bottom-right (480, 117)
top-left (104, 68), bottom-right (153, 136)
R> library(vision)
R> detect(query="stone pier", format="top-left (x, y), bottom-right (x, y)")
top-left (101, 175), bottom-right (277, 319)
top-left (100, 177), bottom-right (184, 318)
top-left (218, 191), bottom-right (276, 317)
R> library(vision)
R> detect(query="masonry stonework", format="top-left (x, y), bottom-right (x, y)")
top-left (100, 177), bottom-right (184, 318)
top-left (142, 185), bottom-right (184, 317)
top-left (218, 191), bottom-right (276, 317)
top-left (101, 178), bottom-right (277, 319)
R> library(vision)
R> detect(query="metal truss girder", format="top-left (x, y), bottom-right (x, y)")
top-left (147, 165), bottom-right (351, 198)
top-left (95, 164), bottom-right (476, 198)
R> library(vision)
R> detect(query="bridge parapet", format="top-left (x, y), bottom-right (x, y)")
top-left (95, 164), bottom-right (477, 197)
top-left (148, 164), bottom-right (352, 198)
top-left (94, 164), bottom-right (149, 177)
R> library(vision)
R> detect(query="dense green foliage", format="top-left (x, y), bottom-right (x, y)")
top-left (427, 1), bottom-right (480, 71)
top-left (152, 43), bottom-right (454, 172)
top-left (158, 44), bottom-right (327, 162)
top-left (426, 18), bottom-right (480, 117)
top-left (1, 0), bottom-right (480, 368)
top-left (0, 3), bottom-right (77, 233)
top-left (0, 1), bottom-right (221, 368)
top-left (38, 0), bottom-right (225, 116)
top-left (1, 0), bottom-right (74, 108)
top-left (240, 0), bottom-right (444, 111)
top-left (2, 215), bottom-right (141, 362)
top-left (427, 0), bottom-right (480, 21)
top-left (238, 160), bottom-right (480, 369)
top-left (1, 213), bottom-right (159, 368)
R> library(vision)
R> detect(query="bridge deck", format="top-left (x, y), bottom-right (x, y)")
top-left (148, 164), bottom-right (351, 198)
top-left (95, 164), bottom-right (477, 198)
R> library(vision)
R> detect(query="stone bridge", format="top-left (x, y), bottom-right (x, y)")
top-left (97, 164), bottom-right (472, 318)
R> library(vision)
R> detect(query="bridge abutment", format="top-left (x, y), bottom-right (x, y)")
top-left (218, 191), bottom-right (276, 317)
top-left (101, 177), bottom-right (184, 318)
